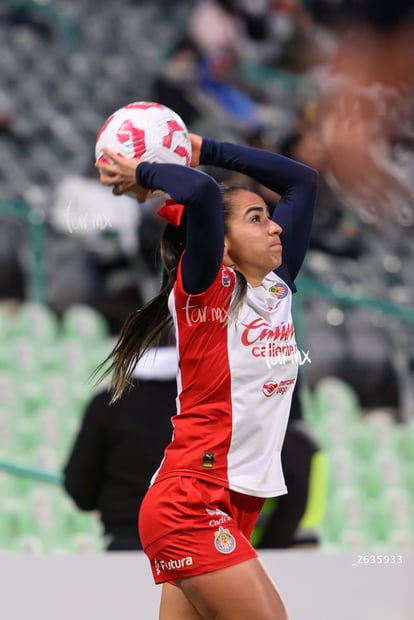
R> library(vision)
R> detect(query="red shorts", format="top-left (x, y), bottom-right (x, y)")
top-left (138, 475), bottom-right (264, 584)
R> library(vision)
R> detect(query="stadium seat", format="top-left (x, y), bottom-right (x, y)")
top-left (2, 497), bottom-right (33, 544)
top-left (364, 498), bottom-right (393, 544)
top-left (61, 304), bottom-right (110, 342)
top-left (394, 422), bottom-right (414, 462)
top-left (349, 424), bottom-right (377, 460)
top-left (313, 377), bottom-right (360, 425)
top-left (10, 302), bottom-right (59, 343)
top-left (355, 461), bottom-right (383, 499)
top-left (15, 534), bottom-right (44, 554)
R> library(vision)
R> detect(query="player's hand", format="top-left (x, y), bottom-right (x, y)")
top-left (96, 148), bottom-right (150, 202)
top-left (189, 133), bottom-right (203, 168)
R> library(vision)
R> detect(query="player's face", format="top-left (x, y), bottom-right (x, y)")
top-left (223, 191), bottom-right (282, 286)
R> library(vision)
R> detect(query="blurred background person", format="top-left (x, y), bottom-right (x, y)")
top-left (48, 159), bottom-right (146, 334)
top-left (63, 339), bottom-right (177, 551)
top-left (315, 0), bottom-right (414, 230)
top-left (253, 379), bottom-right (328, 550)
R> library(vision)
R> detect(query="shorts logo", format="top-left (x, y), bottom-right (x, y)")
top-left (269, 284), bottom-right (288, 298)
top-left (214, 526), bottom-right (236, 554)
top-left (154, 556), bottom-right (193, 576)
top-left (206, 508), bottom-right (232, 527)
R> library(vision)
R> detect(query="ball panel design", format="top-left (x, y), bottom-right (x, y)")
top-left (95, 101), bottom-right (191, 167)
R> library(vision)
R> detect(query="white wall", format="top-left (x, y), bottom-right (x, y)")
top-left (1, 550), bottom-right (413, 619)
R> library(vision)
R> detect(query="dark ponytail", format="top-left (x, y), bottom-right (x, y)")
top-left (95, 219), bottom-right (186, 401)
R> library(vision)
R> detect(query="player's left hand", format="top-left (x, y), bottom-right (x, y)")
top-left (96, 148), bottom-right (151, 202)
top-left (189, 133), bottom-right (203, 168)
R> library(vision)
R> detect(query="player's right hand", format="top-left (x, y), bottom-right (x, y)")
top-left (97, 148), bottom-right (150, 202)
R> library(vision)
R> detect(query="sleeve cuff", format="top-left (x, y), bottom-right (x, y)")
top-left (199, 138), bottom-right (218, 166)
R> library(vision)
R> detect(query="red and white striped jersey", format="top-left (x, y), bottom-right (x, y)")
top-left (152, 264), bottom-right (299, 498)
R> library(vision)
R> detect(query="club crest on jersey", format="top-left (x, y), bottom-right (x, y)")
top-left (268, 283), bottom-right (288, 298)
top-left (214, 526), bottom-right (236, 554)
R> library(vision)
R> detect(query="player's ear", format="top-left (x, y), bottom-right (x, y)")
top-left (223, 239), bottom-right (232, 266)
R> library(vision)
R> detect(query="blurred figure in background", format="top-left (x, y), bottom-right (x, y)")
top-left (316, 0), bottom-right (414, 230)
top-left (0, 91), bottom-right (14, 134)
top-left (253, 379), bottom-right (327, 549)
top-left (0, 213), bottom-right (26, 302)
top-left (63, 340), bottom-right (177, 551)
top-left (276, 107), bottom-right (402, 418)
top-left (48, 161), bottom-right (145, 333)
top-left (277, 113), bottom-right (363, 259)
top-left (185, 0), bottom-right (272, 136)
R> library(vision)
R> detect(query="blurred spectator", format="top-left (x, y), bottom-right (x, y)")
top-left (316, 0), bottom-right (414, 228)
top-left (187, 0), bottom-right (245, 61)
top-left (63, 342), bottom-right (177, 551)
top-left (0, 92), bottom-right (14, 134)
top-left (277, 120), bottom-right (364, 259)
top-left (253, 380), bottom-right (327, 549)
top-left (51, 165), bottom-right (140, 258)
top-left (151, 37), bottom-right (202, 128)
top-left (185, 0), bottom-right (272, 135)
top-left (271, 109), bottom-right (402, 417)
top-left (0, 214), bottom-right (26, 301)
top-left (268, 0), bottom-right (337, 75)
top-left (0, 4), bottom-right (55, 41)
top-left (48, 162), bottom-right (145, 333)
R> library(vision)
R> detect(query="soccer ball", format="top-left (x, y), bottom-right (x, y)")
top-left (95, 101), bottom-right (192, 167)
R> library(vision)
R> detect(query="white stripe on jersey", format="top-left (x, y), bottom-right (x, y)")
top-left (226, 272), bottom-right (298, 496)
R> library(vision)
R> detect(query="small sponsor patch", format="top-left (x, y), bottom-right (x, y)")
top-left (262, 381), bottom-right (278, 397)
top-left (214, 526), bottom-right (236, 554)
top-left (202, 452), bottom-right (215, 468)
top-left (268, 283), bottom-right (288, 298)
top-left (222, 269), bottom-right (231, 287)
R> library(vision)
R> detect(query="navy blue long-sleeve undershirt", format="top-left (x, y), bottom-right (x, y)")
top-left (136, 138), bottom-right (318, 295)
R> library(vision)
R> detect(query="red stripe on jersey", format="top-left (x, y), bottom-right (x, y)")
top-left (154, 264), bottom-right (236, 488)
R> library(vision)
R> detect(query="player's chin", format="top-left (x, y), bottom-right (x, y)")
top-left (269, 252), bottom-right (282, 270)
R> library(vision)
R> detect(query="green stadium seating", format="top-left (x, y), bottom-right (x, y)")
top-left (61, 304), bottom-right (110, 342)
top-left (10, 302), bottom-right (59, 343)
top-left (0, 317), bottom-right (413, 553)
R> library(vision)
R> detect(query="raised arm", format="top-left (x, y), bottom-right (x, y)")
top-left (97, 146), bottom-right (225, 295)
top-left (200, 139), bottom-right (319, 287)
top-left (136, 162), bottom-right (224, 294)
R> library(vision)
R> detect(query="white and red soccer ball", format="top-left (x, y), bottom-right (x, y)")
top-left (95, 101), bottom-right (192, 167)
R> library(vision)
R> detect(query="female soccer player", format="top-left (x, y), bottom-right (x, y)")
top-left (97, 133), bottom-right (318, 620)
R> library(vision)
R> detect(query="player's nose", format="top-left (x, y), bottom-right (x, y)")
top-left (269, 220), bottom-right (282, 235)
